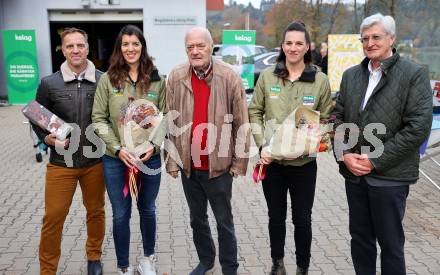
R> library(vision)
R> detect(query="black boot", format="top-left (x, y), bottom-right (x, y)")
top-left (296, 266), bottom-right (308, 275)
top-left (87, 260), bottom-right (103, 275)
top-left (270, 258), bottom-right (286, 275)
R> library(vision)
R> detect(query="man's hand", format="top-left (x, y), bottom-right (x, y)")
top-left (229, 169), bottom-right (238, 178)
top-left (343, 153), bottom-right (373, 176)
top-left (44, 133), bottom-right (69, 148)
top-left (118, 149), bottom-right (136, 169)
top-left (169, 171), bottom-right (179, 178)
top-left (358, 154), bottom-right (374, 171)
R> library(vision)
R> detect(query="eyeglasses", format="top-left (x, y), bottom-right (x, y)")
top-left (359, 34), bottom-right (388, 44)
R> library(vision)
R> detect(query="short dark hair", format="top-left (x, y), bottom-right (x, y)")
top-left (61, 27), bottom-right (88, 44)
top-left (276, 21), bottom-right (312, 65)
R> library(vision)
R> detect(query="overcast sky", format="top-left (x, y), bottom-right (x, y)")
top-left (225, 0), bottom-right (363, 7)
top-left (225, 0), bottom-right (262, 8)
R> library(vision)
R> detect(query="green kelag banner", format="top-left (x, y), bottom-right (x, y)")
top-left (222, 30), bottom-right (256, 90)
top-left (2, 30), bottom-right (39, 104)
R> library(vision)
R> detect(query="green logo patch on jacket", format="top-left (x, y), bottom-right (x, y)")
top-left (302, 95), bottom-right (315, 106)
top-left (270, 86), bottom-right (281, 98)
top-left (111, 87), bottom-right (124, 96)
top-left (146, 91), bottom-right (158, 99)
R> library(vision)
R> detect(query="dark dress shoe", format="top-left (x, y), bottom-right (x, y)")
top-left (270, 258), bottom-right (286, 275)
top-left (88, 260), bottom-right (103, 275)
top-left (189, 262), bottom-right (214, 275)
top-left (296, 266), bottom-right (308, 275)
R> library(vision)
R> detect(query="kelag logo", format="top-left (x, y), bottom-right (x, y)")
top-left (234, 34), bottom-right (252, 43)
top-left (15, 34), bottom-right (32, 42)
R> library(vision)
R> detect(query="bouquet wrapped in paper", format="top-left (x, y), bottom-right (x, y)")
top-left (22, 100), bottom-right (72, 141)
top-left (118, 98), bottom-right (163, 200)
top-left (119, 98), bottom-right (163, 158)
top-left (267, 106), bottom-right (331, 160)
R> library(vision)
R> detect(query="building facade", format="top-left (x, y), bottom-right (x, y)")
top-left (0, 0), bottom-right (206, 100)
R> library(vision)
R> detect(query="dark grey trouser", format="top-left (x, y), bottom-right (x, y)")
top-left (181, 170), bottom-right (238, 275)
top-left (346, 177), bottom-right (409, 275)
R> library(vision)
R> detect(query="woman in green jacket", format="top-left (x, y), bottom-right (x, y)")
top-left (248, 21), bottom-right (332, 275)
top-left (92, 25), bottom-right (165, 275)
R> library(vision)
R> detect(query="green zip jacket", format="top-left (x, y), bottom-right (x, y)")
top-left (332, 51), bottom-right (432, 182)
top-left (92, 70), bottom-right (166, 158)
top-left (248, 63), bottom-right (333, 166)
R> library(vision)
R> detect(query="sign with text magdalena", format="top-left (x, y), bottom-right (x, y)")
top-left (2, 30), bottom-right (39, 104)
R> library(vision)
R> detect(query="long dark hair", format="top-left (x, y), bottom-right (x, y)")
top-left (108, 25), bottom-right (154, 92)
top-left (275, 21), bottom-right (312, 79)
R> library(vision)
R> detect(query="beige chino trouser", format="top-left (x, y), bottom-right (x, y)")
top-left (39, 162), bottom-right (105, 275)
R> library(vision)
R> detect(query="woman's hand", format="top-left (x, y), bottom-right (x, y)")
top-left (259, 146), bottom-right (273, 165)
top-left (118, 149), bottom-right (136, 168)
top-left (169, 171), bottom-right (179, 178)
top-left (139, 146), bottom-right (155, 163)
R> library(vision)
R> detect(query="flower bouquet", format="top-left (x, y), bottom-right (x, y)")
top-left (252, 106), bottom-right (331, 183)
top-left (22, 100), bottom-right (73, 141)
top-left (119, 98), bottom-right (163, 200)
top-left (267, 106), bottom-right (331, 160)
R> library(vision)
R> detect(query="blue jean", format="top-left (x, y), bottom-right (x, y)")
top-left (102, 154), bottom-right (161, 269)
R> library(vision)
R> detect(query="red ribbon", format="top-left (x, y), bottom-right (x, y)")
top-left (123, 166), bottom-right (142, 201)
top-left (252, 163), bottom-right (268, 183)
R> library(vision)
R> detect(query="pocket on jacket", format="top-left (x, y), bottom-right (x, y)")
top-left (54, 92), bottom-right (72, 101)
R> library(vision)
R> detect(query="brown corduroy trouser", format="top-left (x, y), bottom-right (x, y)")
top-left (39, 162), bottom-right (105, 275)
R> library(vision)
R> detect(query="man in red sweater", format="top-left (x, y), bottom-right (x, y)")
top-left (166, 27), bottom-right (250, 275)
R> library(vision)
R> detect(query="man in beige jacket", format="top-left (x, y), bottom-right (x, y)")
top-left (165, 27), bottom-right (250, 275)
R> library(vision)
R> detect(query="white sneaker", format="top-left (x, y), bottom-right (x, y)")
top-left (138, 254), bottom-right (157, 275)
top-left (118, 266), bottom-right (135, 275)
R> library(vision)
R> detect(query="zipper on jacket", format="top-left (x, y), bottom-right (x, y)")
top-left (77, 79), bottom-right (83, 165)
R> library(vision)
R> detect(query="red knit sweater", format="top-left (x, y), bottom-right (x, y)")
top-left (191, 71), bottom-right (211, 170)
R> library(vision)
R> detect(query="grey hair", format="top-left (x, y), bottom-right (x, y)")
top-left (360, 13), bottom-right (396, 37)
top-left (184, 27), bottom-right (213, 45)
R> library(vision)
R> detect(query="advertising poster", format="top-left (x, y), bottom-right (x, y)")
top-left (221, 30), bottom-right (256, 90)
top-left (2, 30), bottom-right (39, 104)
top-left (328, 34), bottom-right (364, 93)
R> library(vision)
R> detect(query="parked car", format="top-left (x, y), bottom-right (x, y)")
top-left (253, 51), bottom-right (278, 84)
top-left (213, 44), bottom-right (269, 60)
top-left (245, 51), bottom-right (279, 102)
top-left (211, 46), bottom-right (278, 102)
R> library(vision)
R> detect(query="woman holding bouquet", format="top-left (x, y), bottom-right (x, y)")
top-left (92, 25), bottom-right (165, 275)
top-left (248, 21), bottom-right (332, 275)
